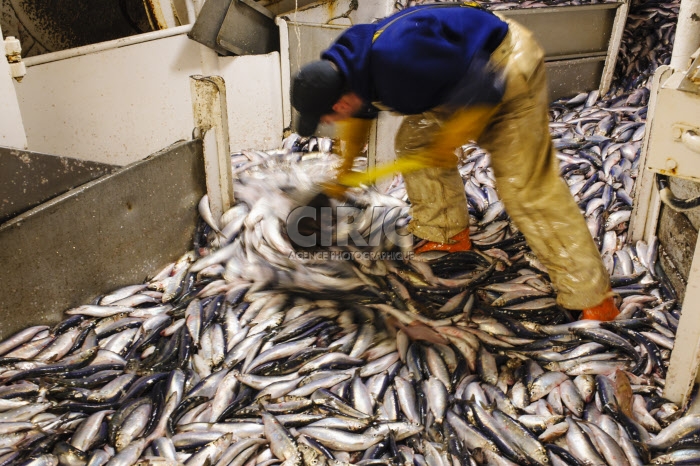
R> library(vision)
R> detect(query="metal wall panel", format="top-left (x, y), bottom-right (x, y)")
top-left (217, 0), bottom-right (280, 55)
top-left (546, 57), bottom-right (606, 102)
top-left (0, 146), bottom-right (117, 223)
top-left (15, 33), bottom-right (283, 165)
top-left (0, 139), bottom-right (205, 339)
top-left (14, 34), bottom-right (202, 165)
top-left (658, 203), bottom-right (696, 303)
top-left (285, 22), bottom-right (346, 134)
top-left (500, 4), bottom-right (618, 58)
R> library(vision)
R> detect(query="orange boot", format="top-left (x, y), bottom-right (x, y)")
top-left (581, 296), bottom-right (619, 321)
top-left (414, 228), bottom-right (472, 254)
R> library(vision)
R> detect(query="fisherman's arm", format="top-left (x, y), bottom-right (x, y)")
top-left (323, 107), bottom-right (377, 197)
top-left (428, 52), bottom-right (505, 167)
top-left (331, 104), bottom-right (503, 189)
top-left (333, 102), bottom-right (498, 189)
top-left (337, 53), bottom-right (505, 186)
top-left (335, 117), bottom-right (374, 176)
top-left (379, 52), bottom-right (505, 174)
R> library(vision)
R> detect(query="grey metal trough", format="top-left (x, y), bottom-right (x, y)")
top-left (0, 139), bottom-right (206, 339)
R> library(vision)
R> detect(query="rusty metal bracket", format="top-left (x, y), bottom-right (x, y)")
top-left (678, 47), bottom-right (700, 94)
top-left (190, 75), bottom-right (234, 227)
top-left (3, 35), bottom-right (25, 82)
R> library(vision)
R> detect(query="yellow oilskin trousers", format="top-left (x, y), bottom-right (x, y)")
top-left (394, 18), bottom-right (611, 310)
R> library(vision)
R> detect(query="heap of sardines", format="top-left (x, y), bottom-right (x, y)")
top-left (0, 141), bottom-right (685, 466)
top-left (0, 1), bottom-right (691, 466)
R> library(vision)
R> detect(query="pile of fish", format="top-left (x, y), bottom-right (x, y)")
top-left (0, 135), bottom-right (685, 466)
top-left (215, 150), bottom-right (413, 295)
top-left (0, 0), bottom-right (694, 465)
top-left (548, 90), bottom-right (646, 265)
top-left (611, 0), bottom-right (679, 94)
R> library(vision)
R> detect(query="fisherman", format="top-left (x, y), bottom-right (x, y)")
top-left (290, 3), bottom-right (619, 322)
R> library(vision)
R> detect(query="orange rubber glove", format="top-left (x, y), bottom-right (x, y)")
top-left (581, 295), bottom-right (619, 321)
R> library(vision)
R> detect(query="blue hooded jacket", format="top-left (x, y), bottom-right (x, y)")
top-left (321, 4), bottom-right (509, 115)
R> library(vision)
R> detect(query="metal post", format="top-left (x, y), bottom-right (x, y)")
top-left (598, 0), bottom-right (629, 95)
top-left (188, 0), bottom-right (232, 225)
top-left (629, 65), bottom-right (672, 242)
top-left (192, 0), bottom-right (221, 76)
top-left (368, 112), bottom-right (403, 193)
top-left (670, 0), bottom-right (700, 71)
top-left (276, 18), bottom-right (292, 131)
top-left (190, 76), bottom-right (234, 227)
top-left (0, 24), bottom-right (27, 149)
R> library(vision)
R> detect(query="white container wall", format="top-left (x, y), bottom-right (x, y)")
top-left (224, 53), bottom-right (283, 153)
top-left (12, 31), bottom-right (283, 166)
top-left (0, 26), bottom-right (27, 150)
